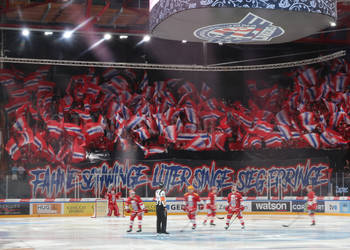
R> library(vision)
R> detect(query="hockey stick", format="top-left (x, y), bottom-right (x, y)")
top-left (282, 213), bottom-right (303, 227)
top-left (226, 214), bottom-right (239, 230)
top-left (179, 221), bottom-right (191, 232)
top-left (216, 215), bottom-right (225, 220)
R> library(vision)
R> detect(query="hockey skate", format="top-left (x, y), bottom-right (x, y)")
top-left (241, 225), bottom-right (245, 229)
top-left (192, 225), bottom-right (196, 230)
top-left (311, 222), bottom-right (316, 226)
top-left (224, 224), bottom-right (229, 230)
top-left (137, 228), bottom-right (142, 233)
top-left (126, 228), bottom-right (132, 233)
top-left (210, 222), bottom-right (216, 226)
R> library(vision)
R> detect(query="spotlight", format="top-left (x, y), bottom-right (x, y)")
top-left (182, 40), bottom-right (187, 43)
top-left (104, 33), bottom-right (112, 40)
top-left (119, 35), bottom-right (128, 39)
top-left (330, 21), bottom-right (336, 27)
top-left (218, 42), bottom-right (223, 46)
top-left (44, 31), bottom-right (53, 36)
top-left (22, 28), bottom-right (30, 37)
top-left (143, 35), bottom-right (151, 42)
top-left (63, 30), bottom-right (73, 39)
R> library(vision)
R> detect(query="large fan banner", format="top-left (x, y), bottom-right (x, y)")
top-left (28, 158), bottom-right (329, 198)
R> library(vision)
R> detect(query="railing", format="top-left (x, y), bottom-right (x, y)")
top-left (1, 172), bottom-right (349, 199)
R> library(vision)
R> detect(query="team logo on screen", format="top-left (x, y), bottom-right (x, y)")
top-left (193, 12), bottom-right (285, 43)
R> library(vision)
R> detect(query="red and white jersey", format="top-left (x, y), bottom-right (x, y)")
top-left (125, 195), bottom-right (145, 212)
top-left (227, 191), bottom-right (243, 209)
top-left (207, 191), bottom-right (216, 207)
top-left (106, 190), bottom-right (121, 204)
top-left (307, 190), bottom-right (316, 205)
top-left (184, 192), bottom-right (201, 210)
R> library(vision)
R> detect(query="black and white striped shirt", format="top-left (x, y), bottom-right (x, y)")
top-left (155, 189), bottom-right (166, 207)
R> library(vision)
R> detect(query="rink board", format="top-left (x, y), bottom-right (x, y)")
top-left (0, 197), bottom-right (349, 217)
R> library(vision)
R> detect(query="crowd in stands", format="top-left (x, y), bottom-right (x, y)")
top-left (0, 57), bottom-right (350, 165)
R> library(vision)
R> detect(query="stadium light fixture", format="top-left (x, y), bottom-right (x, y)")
top-left (44, 31), bottom-right (53, 36)
top-left (218, 42), bottom-right (223, 46)
top-left (143, 35), bottom-right (151, 42)
top-left (182, 40), bottom-right (187, 43)
top-left (63, 30), bottom-right (73, 39)
top-left (330, 21), bottom-right (336, 27)
top-left (119, 35), bottom-right (128, 39)
top-left (104, 33), bottom-right (112, 40)
top-left (22, 28), bottom-right (30, 37)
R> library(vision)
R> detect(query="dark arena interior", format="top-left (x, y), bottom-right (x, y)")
top-left (0, 0), bottom-right (350, 249)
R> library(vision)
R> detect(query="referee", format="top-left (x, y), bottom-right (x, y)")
top-left (155, 183), bottom-right (169, 234)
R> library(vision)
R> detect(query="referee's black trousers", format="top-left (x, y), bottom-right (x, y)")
top-left (156, 204), bottom-right (167, 233)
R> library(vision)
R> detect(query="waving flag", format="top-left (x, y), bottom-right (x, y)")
top-left (23, 75), bottom-right (39, 91)
top-left (248, 137), bottom-right (262, 149)
top-left (179, 81), bottom-right (196, 95)
top-left (323, 99), bottom-right (338, 113)
top-left (12, 117), bottom-right (28, 133)
top-left (133, 126), bottom-right (151, 141)
top-left (64, 123), bottom-right (83, 138)
top-left (47, 120), bottom-right (63, 139)
top-left (85, 123), bottom-right (104, 142)
top-left (251, 120), bottom-right (273, 137)
top-left (164, 125), bottom-right (177, 143)
top-left (110, 75), bottom-right (129, 91)
top-left (277, 124), bottom-right (291, 141)
top-left (302, 133), bottom-right (320, 149)
top-left (299, 112), bottom-right (317, 132)
top-left (102, 68), bottom-right (119, 80)
top-left (8, 89), bottom-right (29, 100)
top-left (215, 132), bottom-right (227, 151)
top-left (320, 129), bottom-right (347, 147)
top-left (126, 115), bottom-right (144, 130)
top-left (332, 73), bottom-right (349, 92)
top-left (185, 107), bottom-right (199, 124)
top-left (5, 138), bottom-right (21, 161)
top-left (300, 67), bottom-right (317, 85)
top-left (264, 134), bottom-right (283, 148)
top-left (200, 82), bottom-right (212, 100)
top-left (144, 146), bottom-right (167, 158)
top-left (138, 71), bottom-right (149, 91)
top-left (184, 136), bottom-right (208, 151)
top-left (246, 80), bottom-right (257, 92)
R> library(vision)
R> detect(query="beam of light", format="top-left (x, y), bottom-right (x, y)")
top-left (79, 38), bottom-right (105, 56)
top-left (104, 33), bottom-right (112, 40)
top-left (62, 16), bottom-right (94, 39)
top-left (136, 35), bottom-right (151, 46)
top-left (21, 28), bottom-right (30, 37)
top-left (119, 35), bottom-right (128, 39)
top-left (44, 31), bottom-right (53, 36)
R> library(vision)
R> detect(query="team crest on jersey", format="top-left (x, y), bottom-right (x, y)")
top-left (193, 12), bottom-right (285, 43)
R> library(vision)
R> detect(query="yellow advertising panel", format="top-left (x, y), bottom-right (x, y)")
top-left (32, 203), bottom-right (62, 215)
top-left (64, 202), bottom-right (94, 216)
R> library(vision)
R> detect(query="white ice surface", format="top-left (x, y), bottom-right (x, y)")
top-left (0, 214), bottom-right (349, 250)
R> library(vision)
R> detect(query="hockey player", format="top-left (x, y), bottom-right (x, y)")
top-left (184, 185), bottom-right (201, 230)
top-left (307, 185), bottom-right (317, 226)
top-left (125, 190), bottom-right (148, 232)
top-left (106, 185), bottom-right (122, 217)
top-left (203, 186), bottom-right (217, 226)
top-left (225, 184), bottom-right (245, 230)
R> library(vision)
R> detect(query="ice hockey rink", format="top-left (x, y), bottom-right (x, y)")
top-left (1, 214), bottom-right (349, 250)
